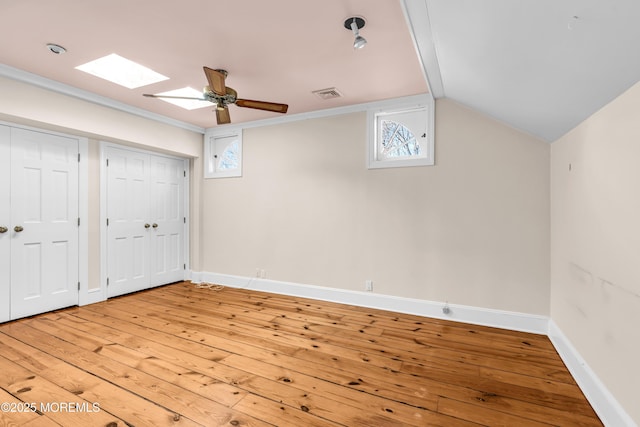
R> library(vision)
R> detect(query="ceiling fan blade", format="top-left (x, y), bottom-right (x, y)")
top-left (236, 99), bottom-right (288, 113)
top-left (143, 94), bottom-right (208, 101)
top-left (203, 67), bottom-right (226, 96)
top-left (216, 106), bottom-right (231, 125)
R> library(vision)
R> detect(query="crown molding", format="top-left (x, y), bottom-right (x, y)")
top-left (0, 63), bottom-right (205, 134)
top-left (207, 93), bottom-right (433, 132)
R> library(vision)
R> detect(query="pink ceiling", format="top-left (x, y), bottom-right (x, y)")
top-left (0, 0), bottom-right (427, 129)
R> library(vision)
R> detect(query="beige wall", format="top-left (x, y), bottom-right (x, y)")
top-left (0, 73), bottom-right (551, 316)
top-left (551, 81), bottom-right (640, 424)
top-left (0, 76), bottom-right (202, 157)
top-left (200, 99), bottom-right (550, 315)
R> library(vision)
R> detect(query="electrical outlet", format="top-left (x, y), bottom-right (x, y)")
top-left (365, 280), bottom-right (373, 292)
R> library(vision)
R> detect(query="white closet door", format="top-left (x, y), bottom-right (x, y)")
top-left (106, 147), bottom-right (151, 298)
top-left (10, 128), bottom-right (79, 319)
top-left (0, 125), bottom-right (10, 322)
top-left (149, 156), bottom-right (185, 285)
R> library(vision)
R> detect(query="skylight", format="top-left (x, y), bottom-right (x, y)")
top-left (75, 53), bottom-right (168, 89)
top-left (154, 87), bottom-right (209, 110)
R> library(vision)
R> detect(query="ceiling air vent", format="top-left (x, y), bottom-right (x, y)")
top-left (312, 87), bottom-right (343, 100)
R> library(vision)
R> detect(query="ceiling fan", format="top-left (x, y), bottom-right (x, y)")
top-left (143, 67), bottom-right (288, 125)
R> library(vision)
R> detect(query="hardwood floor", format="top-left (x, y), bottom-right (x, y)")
top-left (0, 281), bottom-right (602, 426)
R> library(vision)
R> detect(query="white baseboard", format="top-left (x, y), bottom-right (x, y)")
top-left (191, 271), bottom-right (548, 334)
top-left (548, 320), bottom-right (636, 427)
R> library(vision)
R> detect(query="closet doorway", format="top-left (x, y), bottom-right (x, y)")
top-left (1, 124), bottom-right (83, 321)
top-left (102, 144), bottom-right (188, 298)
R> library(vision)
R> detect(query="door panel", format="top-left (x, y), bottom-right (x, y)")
top-left (106, 147), bottom-right (151, 297)
top-left (150, 156), bottom-right (184, 285)
top-left (10, 128), bottom-right (79, 319)
top-left (23, 243), bottom-right (42, 298)
top-left (0, 125), bottom-right (10, 322)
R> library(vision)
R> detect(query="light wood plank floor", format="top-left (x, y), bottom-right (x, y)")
top-left (0, 281), bottom-right (602, 426)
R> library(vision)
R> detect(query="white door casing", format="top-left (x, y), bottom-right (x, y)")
top-left (0, 125), bottom-right (10, 322)
top-left (9, 127), bottom-right (79, 319)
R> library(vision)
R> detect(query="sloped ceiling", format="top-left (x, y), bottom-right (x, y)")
top-left (414, 0), bottom-right (640, 141)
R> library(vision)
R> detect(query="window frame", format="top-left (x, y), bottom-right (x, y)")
top-left (204, 126), bottom-right (243, 179)
top-left (366, 94), bottom-right (435, 169)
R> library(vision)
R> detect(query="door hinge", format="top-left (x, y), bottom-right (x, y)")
top-left (183, 217), bottom-right (186, 224)
top-left (78, 217), bottom-right (81, 226)
top-left (106, 277), bottom-right (110, 286)
top-left (78, 153), bottom-right (81, 162)
top-left (77, 282), bottom-right (80, 291)
top-left (106, 158), bottom-right (109, 167)
top-left (184, 170), bottom-right (186, 177)
top-left (184, 264), bottom-right (186, 270)
top-left (106, 218), bottom-right (109, 226)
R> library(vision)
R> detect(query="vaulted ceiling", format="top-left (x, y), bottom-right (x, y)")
top-left (415, 0), bottom-right (640, 141)
top-left (1, 0), bottom-right (639, 142)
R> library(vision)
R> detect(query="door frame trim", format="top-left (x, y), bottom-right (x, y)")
top-left (78, 137), bottom-right (90, 305)
top-left (98, 141), bottom-right (190, 303)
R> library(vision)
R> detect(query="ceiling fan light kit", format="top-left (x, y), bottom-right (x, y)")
top-left (143, 66), bottom-right (288, 125)
top-left (344, 16), bottom-right (367, 49)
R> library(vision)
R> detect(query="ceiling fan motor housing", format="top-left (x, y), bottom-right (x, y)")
top-left (203, 85), bottom-right (237, 107)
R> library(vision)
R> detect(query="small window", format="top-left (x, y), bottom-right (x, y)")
top-left (218, 140), bottom-right (240, 170)
top-left (204, 128), bottom-right (242, 178)
top-left (367, 95), bottom-right (434, 169)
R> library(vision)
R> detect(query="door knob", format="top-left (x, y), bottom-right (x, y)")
top-left (144, 223), bottom-right (151, 229)
top-left (14, 225), bottom-right (24, 232)
top-left (0, 226), bottom-right (7, 233)
top-left (152, 223), bottom-right (158, 228)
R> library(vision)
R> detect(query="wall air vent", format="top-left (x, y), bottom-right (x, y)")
top-left (312, 87), bottom-right (343, 100)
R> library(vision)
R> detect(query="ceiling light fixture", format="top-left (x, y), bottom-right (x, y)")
top-left (46, 43), bottom-right (66, 55)
top-left (344, 17), bottom-right (367, 49)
